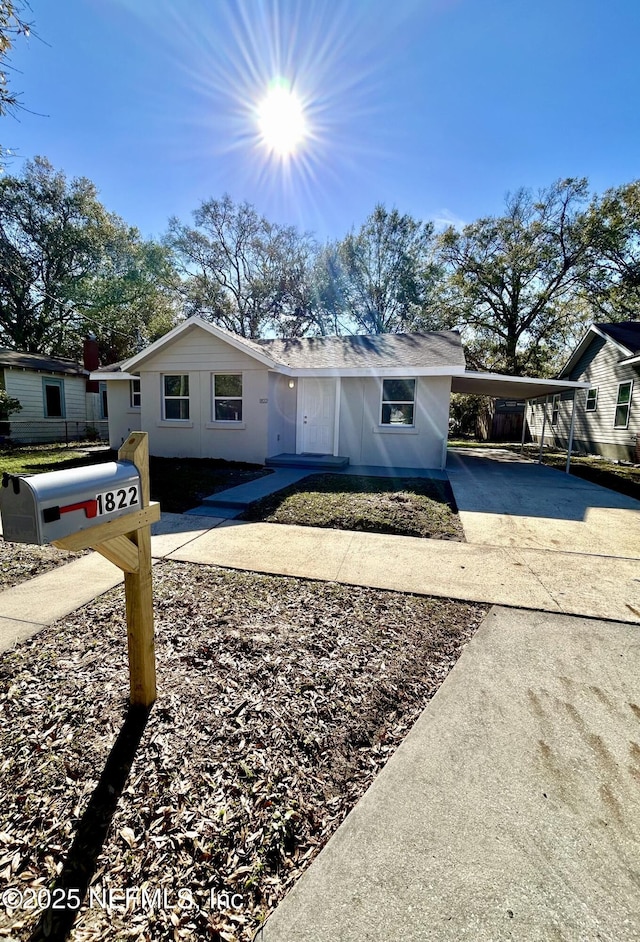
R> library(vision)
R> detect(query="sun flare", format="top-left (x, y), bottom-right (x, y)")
top-left (257, 80), bottom-right (308, 157)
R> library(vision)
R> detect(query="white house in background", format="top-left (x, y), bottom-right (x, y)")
top-left (527, 322), bottom-right (640, 462)
top-left (0, 338), bottom-right (107, 444)
top-left (95, 316), bottom-right (590, 471)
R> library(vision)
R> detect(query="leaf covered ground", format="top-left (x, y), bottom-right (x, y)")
top-left (241, 474), bottom-right (464, 540)
top-left (0, 561), bottom-right (487, 941)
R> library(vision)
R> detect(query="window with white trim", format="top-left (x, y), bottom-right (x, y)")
top-left (163, 375), bottom-right (190, 420)
top-left (551, 393), bottom-right (560, 426)
top-left (614, 381), bottom-right (633, 429)
top-left (585, 387), bottom-right (598, 412)
top-left (212, 373), bottom-right (243, 421)
top-left (381, 378), bottom-right (416, 426)
top-left (130, 378), bottom-right (141, 409)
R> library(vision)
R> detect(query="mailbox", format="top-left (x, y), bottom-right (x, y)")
top-left (0, 461), bottom-right (142, 545)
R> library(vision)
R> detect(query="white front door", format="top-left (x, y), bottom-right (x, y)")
top-left (299, 378), bottom-right (336, 454)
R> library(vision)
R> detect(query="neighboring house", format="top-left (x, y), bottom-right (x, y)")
top-left (0, 338), bottom-right (108, 444)
top-left (527, 322), bottom-right (640, 462)
top-left (96, 316), bottom-right (589, 471)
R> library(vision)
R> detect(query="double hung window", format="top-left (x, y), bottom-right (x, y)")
top-left (381, 379), bottom-right (416, 426)
top-left (213, 374), bottom-right (243, 422)
top-left (614, 381), bottom-right (633, 429)
top-left (163, 375), bottom-right (190, 420)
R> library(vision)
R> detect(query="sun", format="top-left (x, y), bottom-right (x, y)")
top-left (257, 79), bottom-right (308, 157)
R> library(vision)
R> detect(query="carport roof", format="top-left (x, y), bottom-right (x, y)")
top-left (451, 370), bottom-right (590, 399)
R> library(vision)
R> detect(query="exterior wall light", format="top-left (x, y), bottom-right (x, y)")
top-left (288, 379), bottom-right (295, 389)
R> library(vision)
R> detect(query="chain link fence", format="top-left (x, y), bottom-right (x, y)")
top-left (0, 420), bottom-right (109, 446)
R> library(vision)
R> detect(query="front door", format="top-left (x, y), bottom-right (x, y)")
top-left (300, 378), bottom-right (336, 454)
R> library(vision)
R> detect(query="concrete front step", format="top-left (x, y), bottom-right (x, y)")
top-left (265, 453), bottom-right (350, 470)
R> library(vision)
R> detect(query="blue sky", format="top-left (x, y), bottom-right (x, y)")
top-left (5, 0), bottom-right (640, 241)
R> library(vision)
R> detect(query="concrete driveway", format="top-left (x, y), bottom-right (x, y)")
top-left (447, 448), bottom-right (640, 558)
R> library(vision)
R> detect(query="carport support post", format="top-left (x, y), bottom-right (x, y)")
top-left (538, 396), bottom-right (548, 464)
top-left (565, 391), bottom-right (577, 474)
top-left (118, 432), bottom-right (157, 708)
top-left (520, 400), bottom-right (528, 455)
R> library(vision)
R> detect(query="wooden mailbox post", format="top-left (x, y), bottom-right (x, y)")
top-left (52, 432), bottom-right (159, 707)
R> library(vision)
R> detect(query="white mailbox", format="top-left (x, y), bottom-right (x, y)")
top-left (0, 461), bottom-right (142, 545)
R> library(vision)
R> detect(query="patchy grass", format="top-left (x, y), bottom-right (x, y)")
top-left (0, 561), bottom-right (487, 941)
top-left (241, 473), bottom-right (464, 540)
top-left (0, 443), bottom-right (111, 476)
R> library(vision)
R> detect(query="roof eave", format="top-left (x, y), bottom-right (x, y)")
top-left (91, 371), bottom-right (137, 381)
top-left (276, 364), bottom-right (465, 378)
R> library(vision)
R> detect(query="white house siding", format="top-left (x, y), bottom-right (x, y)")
top-left (135, 328), bottom-right (270, 462)
top-left (267, 373), bottom-right (297, 456)
top-left (527, 336), bottom-right (639, 460)
top-left (338, 375), bottom-right (451, 469)
top-left (4, 368), bottom-right (89, 443)
top-left (106, 380), bottom-right (142, 449)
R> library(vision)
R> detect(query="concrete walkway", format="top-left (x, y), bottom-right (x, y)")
top-left (189, 468), bottom-right (313, 518)
top-left (168, 519), bottom-right (640, 624)
top-left (256, 606), bottom-right (640, 942)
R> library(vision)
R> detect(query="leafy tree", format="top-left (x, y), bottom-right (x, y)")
top-left (317, 204), bottom-right (439, 335)
top-left (0, 157), bottom-right (177, 361)
top-left (167, 194), bottom-right (317, 339)
top-left (437, 178), bottom-right (592, 375)
top-left (581, 180), bottom-right (640, 320)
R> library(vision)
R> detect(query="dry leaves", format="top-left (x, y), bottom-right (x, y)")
top-left (0, 561), bottom-right (487, 940)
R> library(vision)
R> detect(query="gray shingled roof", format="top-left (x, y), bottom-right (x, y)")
top-left (0, 349), bottom-right (86, 375)
top-left (597, 322), bottom-right (640, 355)
top-left (256, 331), bottom-right (464, 370)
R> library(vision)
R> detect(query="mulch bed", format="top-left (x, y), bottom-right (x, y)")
top-left (241, 474), bottom-right (465, 540)
top-left (0, 561), bottom-right (487, 941)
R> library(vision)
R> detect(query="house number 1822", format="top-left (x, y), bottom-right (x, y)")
top-left (95, 486), bottom-right (139, 516)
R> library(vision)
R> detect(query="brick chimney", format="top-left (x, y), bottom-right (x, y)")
top-left (84, 334), bottom-right (100, 393)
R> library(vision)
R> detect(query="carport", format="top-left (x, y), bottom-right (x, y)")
top-left (450, 370), bottom-right (591, 471)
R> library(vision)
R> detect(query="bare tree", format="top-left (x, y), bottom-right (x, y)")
top-left (167, 194), bottom-right (317, 339)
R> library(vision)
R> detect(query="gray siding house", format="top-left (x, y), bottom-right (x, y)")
top-left (527, 322), bottom-right (640, 461)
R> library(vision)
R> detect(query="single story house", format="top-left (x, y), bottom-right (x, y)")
top-left (96, 316), bottom-right (590, 471)
top-left (527, 322), bottom-right (639, 462)
top-left (0, 338), bottom-right (108, 444)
